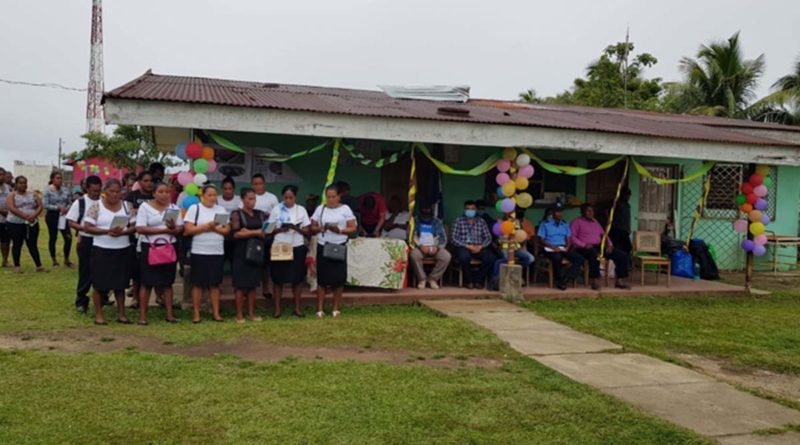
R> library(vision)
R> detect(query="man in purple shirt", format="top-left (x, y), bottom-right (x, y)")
top-left (570, 203), bottom-right (630, 290)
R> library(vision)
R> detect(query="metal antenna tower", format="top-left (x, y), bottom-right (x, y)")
top-left (86, 0), bottom-right (104, 133)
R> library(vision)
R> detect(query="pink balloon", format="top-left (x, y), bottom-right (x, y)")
top-left (753, 185), bottom-right (768, 198)
top-left (207, 159), bottom-right (217, 173)
top-left (753, 234), bottom-right (768, 245)
top-left (518, 165), bottom-right (534, 179)
top-left (177, 171), bottom-right (194, 186)
top-left (732, 219), bottom-right (748, 234)
top-left (496, 160), bottom-right (511, 173)
top-left (496, 173), bottom-right (511, 186)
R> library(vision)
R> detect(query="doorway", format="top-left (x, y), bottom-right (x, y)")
top-left (380, 147), bottom-right (438, 209)
top-left (637, 164), bottom-right (677, 232)
top-left (586, 160), bottom-right (626, 228)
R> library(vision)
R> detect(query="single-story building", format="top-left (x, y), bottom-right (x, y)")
top-left (104, 70), bottom-right (800, 274)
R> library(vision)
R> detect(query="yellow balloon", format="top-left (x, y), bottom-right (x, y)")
top-left (755, 165), bottom-right (770, 176)
top-left (514, 177), bottom-right (529, 190)
top-left (502, 147), bottom-right (517, 161)
top-left (516, 192), bottom-right (533, 208)
top-left (501, 181), bottom-right (516, 198)
top-left (749, 222), bottom-right (765, 236)
top-left (513, 229), bottom-right (528, 243)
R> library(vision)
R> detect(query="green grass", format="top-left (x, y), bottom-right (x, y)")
top-left (525, 293), bottom-right (800, 375)
top-left (0, 349), bottom-right (709, 445)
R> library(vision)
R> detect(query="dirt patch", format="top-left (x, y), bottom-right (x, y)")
top-left (0, 331), bottom-right (503, 369)
top-left (719, 271), bottom-right (800, 293)
top-left (679, 353), bottom-right (800, 403)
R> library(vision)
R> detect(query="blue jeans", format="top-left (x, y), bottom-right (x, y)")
top-left (492, 249), bottom-right (535, 278)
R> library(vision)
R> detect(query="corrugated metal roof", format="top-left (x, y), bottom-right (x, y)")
top-left (105, 70), bottom-right (800, 147)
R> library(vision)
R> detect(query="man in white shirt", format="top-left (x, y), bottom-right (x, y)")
top-left (250, 173), bottom-right (278, 216)
top-left (65, 175), bottom-right (105, 313)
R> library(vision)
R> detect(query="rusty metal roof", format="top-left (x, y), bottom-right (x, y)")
top-left (105, 70), bottom-right (800, 147)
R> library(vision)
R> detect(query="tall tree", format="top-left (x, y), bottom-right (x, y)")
top-left (750, 55), bottom-right (800, 125)
top-left (68, 125), bottom-right (178, 170)
top-left (676, 31), bottom-right (765, 118)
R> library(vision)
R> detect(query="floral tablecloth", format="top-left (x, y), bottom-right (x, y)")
top-left (306, 237), bottom-right (409, 290)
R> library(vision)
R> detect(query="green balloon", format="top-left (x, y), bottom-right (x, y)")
top-left (495, 200), bottom-right (503, 213)
top-left (735, 194), bottom-right (746, 205)
top-left (184, 183), bottom-right (199, 196)
top-left (763, 177), bottom-right (773, 187)
top-left (193, 158), bottom-right (209, 174)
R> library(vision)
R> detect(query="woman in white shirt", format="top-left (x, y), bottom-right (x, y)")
top-left (183, 184), bottom-right (230, 323)
top-left (310, 184), bottom-right (357, 319)
top-left (135, 182), bottom-right (184, 325)
top-left (267, 185), bottom-right (311, 318)
top-left (82, 179), bottom-right (136, 325)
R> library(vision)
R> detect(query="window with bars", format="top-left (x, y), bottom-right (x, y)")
top-left (703, 164), bottom-right (777, 219)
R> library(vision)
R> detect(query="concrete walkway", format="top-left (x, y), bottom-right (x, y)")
top-left (421, 299), bottom-right (800, 445)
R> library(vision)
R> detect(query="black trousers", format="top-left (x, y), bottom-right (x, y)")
top-left (8, 222), bottom-right (41, 267)
top-left (544, 250), bottom-right (583, 284)
top-left (455, 246), bottom-right (496, 285)
top-left (608, 227), bottom-right (632, 254)
top-left (574, 246), bottom-right (630, 279)
top-left (45, 210), bottom-right (72, 260)
top-left (75, 236), bottom-right (93, 308)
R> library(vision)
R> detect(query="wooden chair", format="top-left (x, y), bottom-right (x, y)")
top-left (633, 231), bottom-right (671, 287)
top-left (530, 240), bottom-right (589, 288)
top-left (409, 256), bottom-right (444, 288)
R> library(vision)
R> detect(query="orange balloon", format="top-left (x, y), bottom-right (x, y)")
top-left (201, 147), bottom-right (215, 160)
top-left (740, 203), bottom-right (753, 213)
top-left (500, 220), bottom-right (515, 236)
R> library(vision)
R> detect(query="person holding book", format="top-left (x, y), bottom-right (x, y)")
top-left (42, 170), bottom-right (73, 267)
top-left (135, 182), bottom-right (184, 325)
top-left (267, 184), bottom-right (311, 318)
top-left (310, 184), bottom-right (357, 318)
top-left (184, 184), bottom-right (231, 323)
top-left (81, 179), bottom-right (136, 325)
top-left (230, 187), bottom-right (267, 323)
top-left (408, 206), bottom-right (450, 289)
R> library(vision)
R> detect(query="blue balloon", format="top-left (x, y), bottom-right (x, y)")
top-left (175, 143), bottom-right (187, 160)
top-left (182, 195), bottom-right (199, 209)
top-left (496, 186), bottom-right (505, 198)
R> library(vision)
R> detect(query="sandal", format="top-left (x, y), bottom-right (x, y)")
top-left (94, 320), bottom-right (108, 326)
top-left (292, 311), bottom-right (305, 318)
top-left (137, 320), bottom-right (149, 326)
top-left (249, 316), bottom-right (263, 322)
top-left (192, 319), bottom-right (201, 324)
top-left (332, 310), bottom-right (341, 319)
top-left (235, 318), bottom-right (246, 324)
top-left (117, 318), bottom-right (132, 325)
top-left (316, 311), bottom-right (325, 319)
top-left (164, 318), bottom-right (179, 324)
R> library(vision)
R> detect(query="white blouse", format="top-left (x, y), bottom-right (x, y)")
top-left (83, 201), bottom-right (132, 250)
top-left (311, 204), bottom-right (356, 245)
top-left (185, 203), bottom-right (227, 255)
top-left (135, 201), bottom-right (184, 244)
top-left (267, 203), bottom-right (311, 247)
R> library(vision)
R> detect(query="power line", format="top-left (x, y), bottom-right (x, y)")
top-left (0, 78), bottom-right (86, 92)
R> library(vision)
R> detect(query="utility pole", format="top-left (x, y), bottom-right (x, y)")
top-left (86, 0), bottom-right (105, 133)
top-left (57, 138), bottom-right (62, 169)
top-left (622, 24), bottom-right (630, 109)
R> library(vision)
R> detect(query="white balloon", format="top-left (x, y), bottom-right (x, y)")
top-left (516, 153), bottom-right (531, 167)
top-left (193, 173), bottom-right (208, 186)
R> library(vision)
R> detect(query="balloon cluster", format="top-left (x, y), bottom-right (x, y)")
top-left (732, 165), bottom-right (772, 257)
top-left (175, 142), bottom-right (218, 209)
top-left (492, 148), bottom-right (535, 244)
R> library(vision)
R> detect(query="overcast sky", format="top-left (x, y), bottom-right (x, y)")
top-left (1, 0), bottom-right (798, 171)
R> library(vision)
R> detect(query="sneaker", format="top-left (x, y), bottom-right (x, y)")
top-left (417, 280), bottom-right (427, 290)
top-left (428, 280), bottom-right (439, 290)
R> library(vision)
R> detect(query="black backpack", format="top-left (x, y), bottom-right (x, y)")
top-left (689, 239), bottom-right (720, 281)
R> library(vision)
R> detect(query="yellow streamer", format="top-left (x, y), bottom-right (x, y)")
top-left (600, 157), bottom-right (630, 254)
top-left (686, 176), bottom-right (712, 245)
top-left (633, 158), bottom-right (715, 185)
top-left (321, 139), bottom-right (341, 205)
top-left (413, 143), bottom-right (500, 176)
top-left (407, 146), bottom-right (417, 246)
top-left (522, 148), bottom-right (625, 176)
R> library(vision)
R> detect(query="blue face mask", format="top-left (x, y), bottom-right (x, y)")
top-left (465, 209), bottom-right (477, 218)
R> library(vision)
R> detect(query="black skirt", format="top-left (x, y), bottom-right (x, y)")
top-left (139, 242), bottom-right (177, 287)
top-left (190, 254), bottom-right (224, 287)
top-left (231, 241), bottom-right (262, 290)
top-left (129, 245), bottom-right (141, 281)
top-left (271, 245), bottom-right (308, 285)
top-left (91, 246), bottom-right (131, 292)
top-left (316, 244), bottom-right (348, 288)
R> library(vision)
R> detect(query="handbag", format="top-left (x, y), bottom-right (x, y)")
top-left (322, 242), bottom-right (346, 262)
top-left (148, 237), bottom-right (177, 266)
top-left (245, 238), bottom-right (264, 265)
top-left (271, 242), bottom-right (294, 261)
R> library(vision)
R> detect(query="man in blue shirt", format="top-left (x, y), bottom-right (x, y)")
top-left (451, 200), bottom-right (496, 289)
top-left (537, 202), bottom-right (583, 290)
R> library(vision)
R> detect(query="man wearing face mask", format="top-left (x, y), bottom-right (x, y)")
top-left (408, 206), bottom-right (450, 289)
top-left (451, 200), bottom-right (495, 289)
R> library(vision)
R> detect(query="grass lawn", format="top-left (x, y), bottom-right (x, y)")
top-left (525, 291), bottom-right (800, 375)
top-left (0, 223), bottom-right (715, 444)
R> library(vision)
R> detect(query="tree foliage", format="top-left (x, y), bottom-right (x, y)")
top-left (67, 125), bottom-right (178, 170)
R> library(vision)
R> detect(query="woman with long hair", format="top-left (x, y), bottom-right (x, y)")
top-left (43, 170), bottom-right (73, 267)
top-left (184, 184), bottom-right (230, 323)
top-left (5, 176), bottom-right (45, 273)
top-left (230, 187), bottom-right (266, 322)
top-left (82, 179), bottom-right (136, 325)
top-left (310, 185), bottom-right (357, 318)
top-left (268, 185), bottom-right (311, 318)
top-left (135, 182), bottom-right (183, 325)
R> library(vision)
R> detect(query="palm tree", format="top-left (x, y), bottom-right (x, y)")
top-left (678, 31), bottom-right (765, 118)
top-left (773, 56), bottom-right (800, 100)
top-left (750, 55), bottom-right (800, 125)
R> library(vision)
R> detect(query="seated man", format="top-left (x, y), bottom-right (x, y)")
top-left (357, 192), bottom-right (387, 237)
top-left (408, 207), bottom-right (451, 289)
top-left (381, 196), bottom-right (410, 240)
top-left (570, 203), bottom-right (631, 290)
top-left (537, 202), bottom-right (583, 290)
top-left (451, 200), bottom-right (496, 289)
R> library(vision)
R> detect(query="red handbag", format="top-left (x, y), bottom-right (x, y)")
top-left (147, 237), bottom-right (177, 266)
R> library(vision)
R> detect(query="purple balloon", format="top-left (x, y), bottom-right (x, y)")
top-left (761, 214), bottom-right (771, 225)
top-left (741, 239), bottom-right (755, 252)
top-left (754, 198), bottom-right (768, 211)
top-left (500, 198), bottom-right (516, 213)
top-left (753, 244), bottom-right (767, 257)
top-left (492, 221), bottom-right (503, 237)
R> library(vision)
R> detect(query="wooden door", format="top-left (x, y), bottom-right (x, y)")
top-left (637, 164), bottom-right (677, 232)
top-left (585, 161), bottom-right (626, 228)
top-left (380, 148), bottom-right (436, 208)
